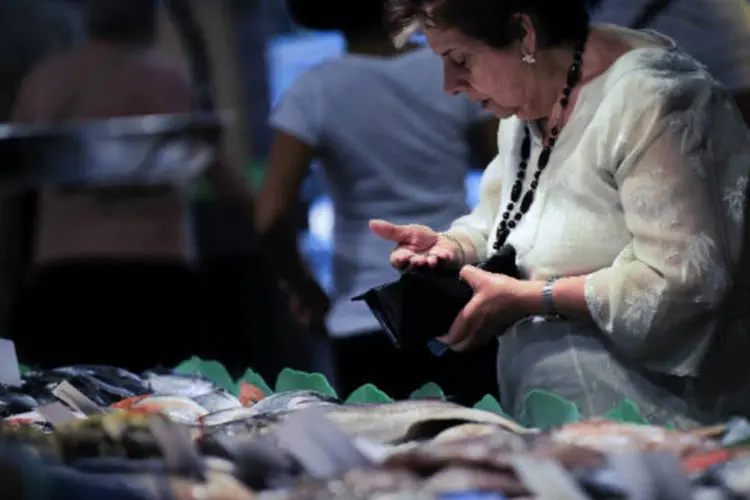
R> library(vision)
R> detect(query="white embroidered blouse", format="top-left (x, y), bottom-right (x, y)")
top-left (444, 26), bottom-right (750, 377)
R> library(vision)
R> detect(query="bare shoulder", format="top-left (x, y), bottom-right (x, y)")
top-left (133, 50), bottom-right (194, 113)
top-left (139, 50), bottom-right (192, 85)
top-left (12, 52), bottom-right (75, 121)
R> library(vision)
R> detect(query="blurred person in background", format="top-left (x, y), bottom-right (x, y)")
top-left (587, 0), bottom-right (750, 125)
top-left (9, 0), bottom-right (259, 372)
top-left (0, 0), bottom-right (83, 336)
top-left (255, 0), bottom-right (499, 401)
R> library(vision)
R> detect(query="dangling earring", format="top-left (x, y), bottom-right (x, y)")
top-left (522, 52), bottom-right (536, 64)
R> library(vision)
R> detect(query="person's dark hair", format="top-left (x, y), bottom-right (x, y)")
top-left (85, 0), bottom-right (158, 43)
top-left (286, 0), bottom-right (387, 37)
top-left (387, 0), bottom-right (590, 49)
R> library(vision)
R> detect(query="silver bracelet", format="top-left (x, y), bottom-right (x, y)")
top-left (440, 233), bottom-right (466, 267)
top-left (541, 277), bottom-right (559, 316)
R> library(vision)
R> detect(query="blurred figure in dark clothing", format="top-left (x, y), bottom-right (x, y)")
top-left (9, 0), bottom-right (259, 372)
top-left (0, 0), bottom-right (83, 335)
top-left (255, 0), bottom-right (499, 402)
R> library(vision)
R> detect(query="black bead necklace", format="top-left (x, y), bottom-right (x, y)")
top-left (493, 37), bottom-right (587, 251)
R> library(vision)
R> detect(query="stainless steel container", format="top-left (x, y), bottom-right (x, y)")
top-left (0, 113), bottom-right (225, 188)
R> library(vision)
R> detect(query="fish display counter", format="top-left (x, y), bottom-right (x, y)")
top-left (0, 362), bottom-right (748, 499)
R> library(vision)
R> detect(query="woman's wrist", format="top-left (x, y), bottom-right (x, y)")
top-left (440, 233), bottom-right (467, 266)
top-left (439, 232), bottom-right (478, 266)
top-left (515, 275), bottom-right (592, 321)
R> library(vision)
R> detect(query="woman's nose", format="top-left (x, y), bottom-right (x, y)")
top-left (442, 65), bottom-right (467, 96)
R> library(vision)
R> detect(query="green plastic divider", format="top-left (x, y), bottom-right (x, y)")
top-left (173, 356), bottom-right (661, 430)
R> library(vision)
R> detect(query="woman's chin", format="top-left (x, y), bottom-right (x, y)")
top-left (486, 103), bottom-right (516, 120)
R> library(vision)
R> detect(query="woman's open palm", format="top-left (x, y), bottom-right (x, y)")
top-left (369, 219), bottom-right (460, 270)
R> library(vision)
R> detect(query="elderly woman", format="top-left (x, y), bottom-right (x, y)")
top-left (371, 0), bottom-right (750, 427)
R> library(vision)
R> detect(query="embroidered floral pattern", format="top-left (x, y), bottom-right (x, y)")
top-left (585, 80), bottom-right (743, 369)
top-left (621, 285), bottom-right (665, 339)
top-left (724, 175), bottom-right (748, 225)
top-left (584, 276), bottom-right (607, 324)
top-left (626, 179), bottom-right (680, 229)
top-left (457, 47), bottom-right (749, 384)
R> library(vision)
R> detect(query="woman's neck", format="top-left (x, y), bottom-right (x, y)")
top-left (537, 28), bottom-right (631, 135)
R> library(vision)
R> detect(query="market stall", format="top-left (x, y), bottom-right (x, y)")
top-left (0, 352), bottom-right (749, 500)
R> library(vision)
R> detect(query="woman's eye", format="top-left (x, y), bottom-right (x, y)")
top-left (453, 57), bottom-right (467, 68)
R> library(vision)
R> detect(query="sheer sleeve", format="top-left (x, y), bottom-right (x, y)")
top-left (584, 97), bottom-right (735, 367)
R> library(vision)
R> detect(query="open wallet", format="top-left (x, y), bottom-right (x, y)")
top-left (352, 245), bottom-right (520, 351)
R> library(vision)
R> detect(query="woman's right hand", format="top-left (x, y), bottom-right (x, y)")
top-left (369, 219), bottom-right (464, 270)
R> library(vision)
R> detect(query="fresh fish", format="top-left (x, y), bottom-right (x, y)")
top-left (547, 420), bottom-right (717, 457)
top-left (256, 468), bottom-right (424, 500)
top-left (110, 395), bottom-right (150, 410)
top-left (46, 366), bottom-right (149, 403)
top-left (192, 388), bottom-right (242, 413)
top-left (714, 455), bottom-right (750, 495)
top-left (145, 373), bottom-right (218, 399)
top-left (313, 400), bottom-right (531, 444)
top-left (5, 411), bottom-right (49, 427)
top-left (385, 430), bottom-right (529, 473)
top-left (218, 400), bottom-right (530, 445)
top-left (198, 407), bottom-right (260, 428)
top-left (39, 376), bottom-right (131, 406)
top-left (432, 424), bottom-right (510, 444)
top-left (250, 390), bottom-right (340, 415)
top-left (54, 365), bottom-right (148, 392)
top-left (0, 392), bottom-right (39, 417)
top-left (419, 466), bottom-right (529, 496)
top-left (130, 396), bottom-right (208, 424)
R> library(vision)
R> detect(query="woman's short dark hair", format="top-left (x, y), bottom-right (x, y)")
top-left (85, 0), bottom-right (158, 43)
top-left (286, 0), bottom-right (387, 36)
top-left (387, 0), bottom-right (590, 49)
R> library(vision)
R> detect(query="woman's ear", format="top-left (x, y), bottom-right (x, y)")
top-left (513, 13), bottom-right (537, 57)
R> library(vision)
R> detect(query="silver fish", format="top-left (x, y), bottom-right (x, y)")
top-left (419, 466), bottom-right (529, 496)
top-left (251, 391), bottom-right (340, 415)
top-left (146, 374), bottom-right (218, 399)
top-left (236, 400), bottom-right (530, 445)
top-left (130, 396), bottom-right (209, 424)
top-left (199, 407), bottom-right (260, 428)
top-left (192, 389), bottom-right (243, 413)
top-left (314, 400), bottom-right (531, 444)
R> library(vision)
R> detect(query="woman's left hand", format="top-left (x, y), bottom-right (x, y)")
top-left (438, 265), bottom-right (532, 351)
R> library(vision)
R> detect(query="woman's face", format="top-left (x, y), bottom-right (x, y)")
top-left (424, 24), bottom-right (537, 120)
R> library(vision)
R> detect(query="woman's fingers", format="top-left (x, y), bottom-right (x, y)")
top-left (370, 219), bottom-right (404, 243)
top-left (370, 219), bottom-right (437, 249)
top-left (390, 246), bottom-right (416, 269)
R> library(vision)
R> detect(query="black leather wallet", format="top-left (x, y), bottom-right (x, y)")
top-left (352, 245), bottom-right (520, 350)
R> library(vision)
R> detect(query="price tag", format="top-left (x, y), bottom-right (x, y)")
top-left (36, 402), bottom-right (80, 426)
top-left (0, 338), bottom-right (22, 387)
top-left (52, 381), bottom-right (103, 416)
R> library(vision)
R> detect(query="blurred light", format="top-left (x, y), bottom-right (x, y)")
top-left (266, 31), bottom-right (345, 107)
top-left (308, 196), bottom-right (334, 244)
